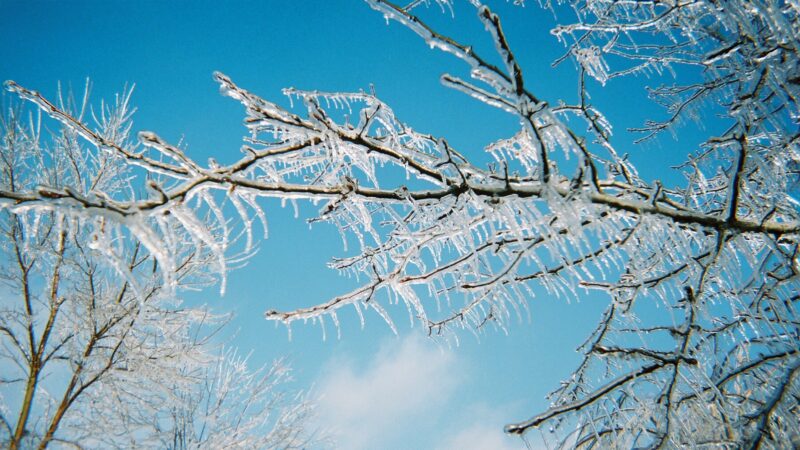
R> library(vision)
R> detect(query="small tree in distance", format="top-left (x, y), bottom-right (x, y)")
top-left (3, 0), bottom-right (799, 448)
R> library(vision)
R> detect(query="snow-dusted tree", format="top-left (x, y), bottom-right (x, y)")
top-left (0, 89), bottom-right (315, 449)
top-left (161, 353), bottom-right (314, 449)
top-left (3, 0), bottom-right (800, 448)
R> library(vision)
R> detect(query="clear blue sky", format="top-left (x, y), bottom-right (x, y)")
top-left (1, 1), bottom-right (702, 448)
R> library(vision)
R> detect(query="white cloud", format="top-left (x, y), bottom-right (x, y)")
top-left (437, 423), bottom-right (521, 450)
top-left (435, 404), bottom-right (531, 450)
top-left (316, 335), bottom-right (461, 449)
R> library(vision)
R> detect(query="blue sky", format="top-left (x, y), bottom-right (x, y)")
top-left (1, 1), bottom-right (703, 448)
